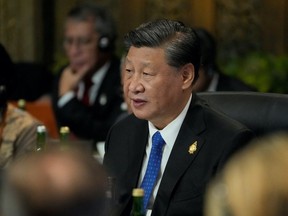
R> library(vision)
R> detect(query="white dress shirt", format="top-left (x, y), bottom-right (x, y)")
top-left (207, 72), bottom-right (219, 92)
top-left (138, 94), bottom-right (192, 216)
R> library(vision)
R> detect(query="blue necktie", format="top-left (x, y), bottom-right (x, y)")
top-left (140, 131), bottom-right (166, 209)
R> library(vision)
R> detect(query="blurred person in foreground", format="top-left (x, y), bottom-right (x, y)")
top-left (192, 28), bottom-right (257, 92)
top-left (205, 132), bottom-right (288, 216)
top-left (0, 85), bottom-right (41, 168)
top-left (52, 2), bottom-right (124, 145)
top-left (103, 19), bottom-right (255, 216)
top-left (1, 146), bottom-right (108, 216)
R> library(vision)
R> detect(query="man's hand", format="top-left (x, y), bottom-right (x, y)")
top-left (58, 66), bottom-right (89, 97)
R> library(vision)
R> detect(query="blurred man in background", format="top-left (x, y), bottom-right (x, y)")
top-left (192, 28), bottom-right (256, 92)
top-left (52, 3), bottom-right (124, 146)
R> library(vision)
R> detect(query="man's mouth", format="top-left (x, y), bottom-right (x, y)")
top-left (131, 98), bottom-right (146, 108)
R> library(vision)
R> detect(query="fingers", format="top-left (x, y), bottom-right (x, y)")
top-left (76, 64), bottom-right (92, 80)
top-left (58, 67), bottom-right (82, 96)
top-left (58, 65), bottom-right (91, 97)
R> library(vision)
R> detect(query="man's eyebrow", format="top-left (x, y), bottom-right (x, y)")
top-left (125, 58), bottom-right (131, 64)
top-left (125, 56), bottom-right (152, 67)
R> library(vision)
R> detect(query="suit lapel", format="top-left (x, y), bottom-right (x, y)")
top-left (153, 94), bottom-right (207, 215)
top-left (117, 118), bottom-right (148, 216)
top-left (94, 57), bottom-right (121, 107)
top-left (128, 119), bottom-right (149, 188)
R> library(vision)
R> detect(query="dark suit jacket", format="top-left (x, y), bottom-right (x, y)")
top-left (103, 93), bottom-right (255, 216)
top-left (216, 73), bottom-right (257, 91)
top-left (52, 56), bottom-right (124, 142)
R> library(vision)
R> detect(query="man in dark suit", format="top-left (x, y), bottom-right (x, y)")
top-left (103, 19), bottom-right (255, 216)
top-left (52, 3), bottom-right (124, 143)
top-left (192, 28), bottom-right (257, 92)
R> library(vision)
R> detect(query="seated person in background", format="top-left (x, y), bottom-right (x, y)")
top-left (1, 146), bottom-right (108, 216)
top-left (192, 28), bottom-right (257, 92)
top-left (0, 43), bottom-right (16, 100)
top-left (205, 132), bottom-right (288, 216)
top-left (103, 19), bottom-right (255, 216)
top-left (0, 43), bottom-right (53, 101)
top-left (52, 2), bottom-right (124, 144)
top-left (0, 85), bottom-right (41, 168)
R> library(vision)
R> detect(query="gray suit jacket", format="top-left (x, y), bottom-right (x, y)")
top-left (103, 93), bottom-right (254, 216)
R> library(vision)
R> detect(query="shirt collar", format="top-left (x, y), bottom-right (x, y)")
top-left (207, 72), bottom-right (219, 91)
top-left (91, 61), bottom-right (111, 85)
top-left (148, 94), bottom-right (192, 148)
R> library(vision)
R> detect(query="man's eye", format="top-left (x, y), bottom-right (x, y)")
top-left (63, 38), bottom-right (73, 45)
top-left (79, 38), bottom-right (91, 45)
top-left (63, 38), bottom-right (92, 46)
top-left (125, 69), bottom-right (134, 76)
top-left (143, 72), bottom-right (151, 76)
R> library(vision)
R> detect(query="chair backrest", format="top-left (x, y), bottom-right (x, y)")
top-left (10, 97), bottom-right (58, 139)
top-left (197, 92), bottom-right (288, 137)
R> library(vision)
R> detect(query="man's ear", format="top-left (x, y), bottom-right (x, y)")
top-left (181, 63), bottom-right (195, 90)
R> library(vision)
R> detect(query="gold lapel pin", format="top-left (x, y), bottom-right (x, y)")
top-left (188, 141), bottom-right (197, 154)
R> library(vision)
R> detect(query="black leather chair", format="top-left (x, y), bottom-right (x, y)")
top-left (197, 92), bottom-right (288, 137)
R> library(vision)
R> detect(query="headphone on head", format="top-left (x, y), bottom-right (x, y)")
top-left (98, 35), bottom-right (113, 52)
top-left (68, 3), bottom-right (116, 52)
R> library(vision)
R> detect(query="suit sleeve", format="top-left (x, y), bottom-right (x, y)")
top-left (52, 77), bottom-right (124, 141)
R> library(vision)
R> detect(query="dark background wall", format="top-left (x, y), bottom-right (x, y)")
top-left (1, 0), bottom-right (287, 92)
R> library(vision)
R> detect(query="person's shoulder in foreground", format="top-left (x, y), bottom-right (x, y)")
top-left (0, 85), bottom-right (41, 168)
top-left (104, 18), bottom-right (255, 216)
top-left (1, 146), bottom-right (108, 216)
top-left (205, 132), bottom-right (288, 216)
top-left (2, 103), bottom-right (41, 153)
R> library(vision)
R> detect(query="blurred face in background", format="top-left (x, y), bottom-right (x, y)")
top-left (192, 66), bottom-right (212, 92)
top-left (63, 18), bottom-right (100, 73)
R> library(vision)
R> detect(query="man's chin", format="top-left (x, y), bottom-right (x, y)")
top-left (133, 110), bottom-right (149, 120)
top-left (70, 65), bottom-right (82, 72)
top-left (70, 62), bottom-right (87, 70)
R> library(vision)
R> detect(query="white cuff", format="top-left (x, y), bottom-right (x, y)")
top-left (57, 91), bottom-right (76, 108)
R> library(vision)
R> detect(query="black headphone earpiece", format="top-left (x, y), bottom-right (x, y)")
top-left (98, 35), bottom-right (112, 52)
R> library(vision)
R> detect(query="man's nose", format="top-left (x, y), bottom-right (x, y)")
top-left (66, 44), bottom-right (82, 57)
top-left (64, 39), bottom-right (83, 55)
top-left (128, 74), bottom-right (144, 93)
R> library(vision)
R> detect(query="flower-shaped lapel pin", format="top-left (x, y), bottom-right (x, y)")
top-left (188, 141), bottom-right (197, 154)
